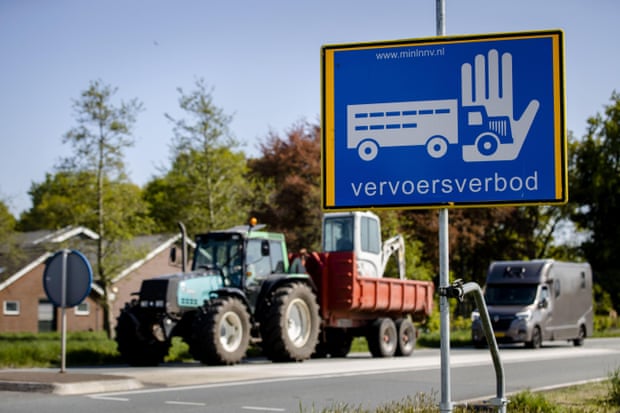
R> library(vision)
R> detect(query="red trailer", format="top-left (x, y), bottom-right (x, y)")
top-left (306, 211), bottom-right (435, 358)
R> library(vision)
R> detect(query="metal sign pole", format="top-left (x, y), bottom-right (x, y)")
top-left (436, 1), bottom-right (452, 412)
top-left (60, 250), bottom-right (68, 373)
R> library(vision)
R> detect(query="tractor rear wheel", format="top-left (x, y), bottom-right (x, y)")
top-left (261, 282), bottom-right (320, 362)
top-left (115, 302), bottom-right (170, 366)
top-left (191, 297), bottom-right (250, 365)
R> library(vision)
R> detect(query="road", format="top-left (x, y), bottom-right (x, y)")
top-left (2, 338), bottom-right (620, 413)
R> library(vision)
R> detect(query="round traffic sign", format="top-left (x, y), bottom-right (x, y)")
top-left (43, 250), bottom-right (93, 308)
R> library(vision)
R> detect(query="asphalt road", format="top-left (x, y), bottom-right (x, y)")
top-left (2, 338), bottom-right (620, 413)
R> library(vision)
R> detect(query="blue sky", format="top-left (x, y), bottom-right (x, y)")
top-left (1, 0), bottom-right (618, 216)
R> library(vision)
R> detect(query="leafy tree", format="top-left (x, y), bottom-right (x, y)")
top-left (569, 92), bottom-right (620, 310)
top-left (401, 204), bottom-right (566, 288)
top-left (145, 79), bottom-right (250, 233)
top-left (0, 200), bottom-right (21, 277)
top-left (60, 79), bottom-right (145, 337)
top-left (18, 171), bottom-right (93, 230)
top-left (18, 170), bottom-right (151, 233)
top-left (0, 200), bottom-right (16, 234)
top-left (247, 121), bottom-right (322, 251)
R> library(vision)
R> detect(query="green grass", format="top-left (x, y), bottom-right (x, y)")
top-left (0, 331), bottom-right (193, 368)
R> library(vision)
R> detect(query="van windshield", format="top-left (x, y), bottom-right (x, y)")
top-left (484, 284), bottom-right (538, 306)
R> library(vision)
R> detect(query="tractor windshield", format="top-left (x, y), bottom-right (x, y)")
top-left (193, 233), bottom-right (244, 287)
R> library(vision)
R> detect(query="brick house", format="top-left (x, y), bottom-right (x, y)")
top-left (0, 227), bottom-right (181, 333)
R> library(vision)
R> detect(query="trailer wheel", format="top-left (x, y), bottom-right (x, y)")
top-left (526, 326), bottom-right (543, 349)
top-left (261, 282), bottom-right (320, 362)
top-left (115, 302), bottom-right (170, 366)
top-left (367, 318), bottom-right (397, 358)
top-left (192, 297), bottom-right (250, 365)
top-left (314, 328), bottom-right (353, 358)
top-left (573, 325), bottom-right (586, 346)
top-left (395, 318), bottom-right (416, 356)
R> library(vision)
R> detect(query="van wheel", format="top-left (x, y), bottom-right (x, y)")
top-left (526, 326), bottom-right (542, 349)
top-left (573, 325), bottom-right (586, 346)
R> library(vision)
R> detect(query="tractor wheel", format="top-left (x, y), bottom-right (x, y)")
top-left (261, 282), bottom-right (320, 362)
top-left (366, 318), bottom-right (397, 358)
top-left (191, 297), bottom-right (250, 365)
top-left (395, 318), bottom-right (416, 357)
top-left (115, 302), bottom-right (170, 366)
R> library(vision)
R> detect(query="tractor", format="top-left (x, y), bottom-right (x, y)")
top-left (115, 219), bottom-right (320, 366)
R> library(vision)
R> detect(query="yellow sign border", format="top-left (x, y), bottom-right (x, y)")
top-left (321, 30), bottom-right (566, 211)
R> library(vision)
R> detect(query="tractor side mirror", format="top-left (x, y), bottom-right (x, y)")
top-left (261, 240), bottom-right (270, 256)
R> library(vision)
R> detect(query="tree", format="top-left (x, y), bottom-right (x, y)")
top-left (18, 171), bottom-right (94, 230)
top-left (145, 79), bottom-right (250, 233)
top-left (247, 121), bottom-right (322, 251)
top-left (569, 92), bottom-right (620, 310)
top-left (0, 200), bottom-right (21, 278)
top-left (61, 79), bottom-right (145, 337)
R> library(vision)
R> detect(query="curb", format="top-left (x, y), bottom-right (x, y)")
top-left (0, 372), bottom-right (143, 395)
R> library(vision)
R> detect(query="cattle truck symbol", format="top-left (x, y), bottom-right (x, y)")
top-left (347, 99), bottom-right (458, 161)
top-left (347, 49), bottom-right (539, 162)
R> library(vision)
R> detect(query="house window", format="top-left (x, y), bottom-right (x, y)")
top-left (3, 300), bottom-right (20, 315)
top-left (75, 302), bottom-right (90, 316)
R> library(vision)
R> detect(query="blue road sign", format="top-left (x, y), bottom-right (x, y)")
top-left (43, 250), bottom-right (93, 308)
top-left (321, 30), bottom-right (566, 210)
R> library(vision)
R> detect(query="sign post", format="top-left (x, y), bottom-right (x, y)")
top-left (43, 249), bottom-right (93, 373)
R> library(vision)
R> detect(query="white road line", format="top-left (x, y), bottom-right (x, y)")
top-left (165, 401), bottom-right (206, 406)
top-left (242, 407), bottom-right (285, 412)
top-left (89, 396), bottom-right (130, 402)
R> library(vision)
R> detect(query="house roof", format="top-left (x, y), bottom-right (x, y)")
top-left (0, 227), bottom-right (179, 293)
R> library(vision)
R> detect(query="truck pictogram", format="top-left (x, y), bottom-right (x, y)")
top-left (347, 49), bottom-right (539, 163)
top-left (347, 100), bottom-right (458, 161)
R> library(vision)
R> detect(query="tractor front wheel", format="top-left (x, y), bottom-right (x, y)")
top-left (191, 297), bottom-right (250, 365)
top-left (115, 302), bottom-right (170, 366)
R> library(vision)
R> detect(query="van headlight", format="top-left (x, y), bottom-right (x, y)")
top-left (471, 310), bottom-right (480, 322)
top-left (516, 310), bottom-right (532, 321)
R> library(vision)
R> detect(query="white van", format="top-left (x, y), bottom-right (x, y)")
top-left (471, 259), bottom-right (593, 349)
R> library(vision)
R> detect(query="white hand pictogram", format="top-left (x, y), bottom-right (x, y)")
top-left (461, 49), bottom-right (539, 161)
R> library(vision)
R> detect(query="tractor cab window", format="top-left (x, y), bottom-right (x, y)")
top-left (324, 216), bottom-right (353, 252)
top-left (193, 234), bottom-right (244, 286)
top-left (246, 239), bottom-right (272, 278)
top-left (269, 240), bottom-right (285, 273)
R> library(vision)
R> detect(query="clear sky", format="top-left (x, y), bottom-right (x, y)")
top-left (1, 0), bottom-right (618, 216)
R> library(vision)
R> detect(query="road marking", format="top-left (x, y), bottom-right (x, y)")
top-left (89, 396), bottom-right (130, 402)
top-left (165, 401), bottom-right (206, 406)
top-left (242, 407), bottom-right (285, 412)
